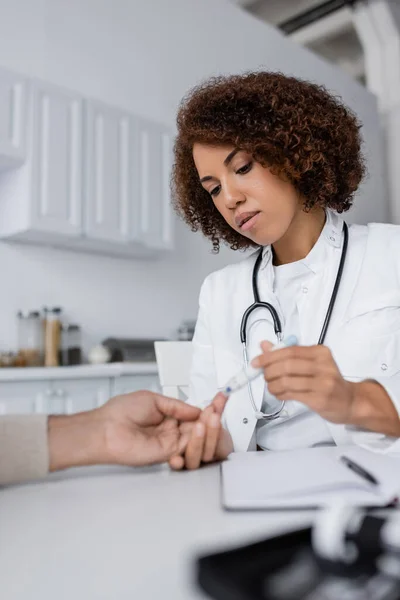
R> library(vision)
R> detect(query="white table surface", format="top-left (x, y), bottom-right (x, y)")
top-left (0, 464), bottom-right (314, 600)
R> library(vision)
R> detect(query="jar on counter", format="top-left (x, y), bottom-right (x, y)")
top-left (59, 324), bottom-right (82, 366)
top-left (0, 352), bottom-right (18, 368)
top-left (44, 307), bottom-right (62, 367)
top-left (17, 311), bottom-right (43, 366)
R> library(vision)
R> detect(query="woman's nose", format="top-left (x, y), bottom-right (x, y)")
top-left (223, 181), bottom-right (245, 209)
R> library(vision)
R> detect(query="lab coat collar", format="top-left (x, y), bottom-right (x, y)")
top-left (323, 209), bottom-right (344, 248)
top-left (259, 209), bottom-right (344, 273)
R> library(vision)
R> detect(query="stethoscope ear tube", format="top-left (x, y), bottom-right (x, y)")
top-left (317, 222), bottom-right (349, 345)
top-left (240, 302), bottom-right (282, 344)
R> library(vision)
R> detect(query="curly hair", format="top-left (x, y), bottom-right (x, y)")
top-left (171, 71), bottom-right (366, 253)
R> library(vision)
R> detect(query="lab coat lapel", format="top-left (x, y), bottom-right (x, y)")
top-left (300, 222), bottom-right (367, 347)
top-left (299, 256), bottom-right (337, 346)
top-left (299, 216), bottom-right (345, 346)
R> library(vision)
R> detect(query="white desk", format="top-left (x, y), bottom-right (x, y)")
top-left (0, 464), bottom-right (313, 600)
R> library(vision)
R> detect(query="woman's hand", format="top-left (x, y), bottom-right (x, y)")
top-left (252, 342), bottom-right (400, 436)
top-left (252, 342), bottom-right (357, 424)
top-left (168, 392), bottom-right (234, 470)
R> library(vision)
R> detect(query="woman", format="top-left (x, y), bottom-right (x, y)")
top-left (168, 72), bottom-right (400, 471)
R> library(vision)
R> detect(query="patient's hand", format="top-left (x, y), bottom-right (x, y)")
top-left (168, 392), bottom-right (233, 470)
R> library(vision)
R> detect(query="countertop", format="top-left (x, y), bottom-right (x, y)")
top-left (0, 362), bottom-right (158, 381)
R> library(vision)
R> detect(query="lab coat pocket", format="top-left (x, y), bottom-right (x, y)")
top-left (331, 330), bottom-right (400, 381)
top-left (343, 291), bottom-right (400, 339)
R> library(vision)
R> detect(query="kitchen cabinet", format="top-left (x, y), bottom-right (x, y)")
top-left (0, 79), bottom-right (83, 242)
top-left (49, 378), bottom-right (111, 414)
top-left (0, 381), bottom-right (49, 415)
top-left (137, 118), bottom-right (173, 251)
top-left (0, 369), bottom-right (160, 415)
top-left (112, 374), bottom-right (161, 396)
top-left (84, 100), bottom-right (137, 243)
top-left (0, 66), bottom-right (174, 257)
top-left (84, 103), bottom-right (173, 252)
top-left (29, 81), bottom-right (83, 237)
top-left (0, 67), bottom-right (28, 170)
top-left (0, 379), bottom-right (109, 415)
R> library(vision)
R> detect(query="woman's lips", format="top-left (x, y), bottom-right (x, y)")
top-left (240, 211), bottom-right (260, 232)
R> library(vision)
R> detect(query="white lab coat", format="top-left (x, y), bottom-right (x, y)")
top-left (189, 211), bottom-right (400, 453)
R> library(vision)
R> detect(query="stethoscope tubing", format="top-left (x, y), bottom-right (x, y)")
top-left (240, 222), bottom-right (349, 420)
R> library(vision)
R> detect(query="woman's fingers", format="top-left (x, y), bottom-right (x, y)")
top-left (264, 358), bottom-right (316, 382)
top-left (268, 375), bottom-right (314, 399)
top-left (202, 412), bottom-right (221, 462)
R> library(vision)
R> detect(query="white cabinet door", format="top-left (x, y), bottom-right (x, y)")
top-left (112, 374), bottom-right (161, 396)
top-left (0, 71), bottom-right (174, 257)
top-left (136, 119), bottom-right (173, 250)
top-left (84, 100), bottom-right (136, 243)
top-left (0, 381), bottom-right (50, 415)
top-left (0, 68), bottom-right (27, 169)
top-left (30, 81), bottom-right (83, 236)
top-left (50, 378), bottom-right (111, 414)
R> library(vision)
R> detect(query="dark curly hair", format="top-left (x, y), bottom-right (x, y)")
top-left (171, 71), bottom-right (366, 253)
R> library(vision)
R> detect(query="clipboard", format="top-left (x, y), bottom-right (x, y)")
top-left (221, 446), bottom-right (400, 510)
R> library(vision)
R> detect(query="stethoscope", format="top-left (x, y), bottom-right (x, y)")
top-left (240, 221), bottom-right (349, 421)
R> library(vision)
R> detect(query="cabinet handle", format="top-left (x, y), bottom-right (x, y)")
top-left (55, 388), bottom-right (66, 397)
top-left (45, 388), bottom-right (54, 397)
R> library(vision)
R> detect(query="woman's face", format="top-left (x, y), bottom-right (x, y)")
top-left (193, 143), bottom-right (302, 247)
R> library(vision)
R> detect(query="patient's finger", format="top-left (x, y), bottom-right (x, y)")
top-left (202, 412), bottom-right (221, 462)
top-left (180, 406), bottom-right (213, 433)
top-left (179, 421), bottom-right (195, 434)
top-left (177, 430), bottom-right (191, 454)
top-left (212, 392), bottom-right (228, 415)
top-left (200, 404), bottom-right (214, 423)
top-left (185, 422), bottom-right (206, 470)
top-left (169, 455), bottom-right (185, 470)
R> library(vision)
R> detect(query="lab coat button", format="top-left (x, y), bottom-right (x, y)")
top-left (381, 363), bottom-right (388, 371)
top-left (302, 286), bottom-right (308, 294)
top-left (329, 236), bottom-right (336, 242)
top-left (242, 417), bottom-right (249, 424)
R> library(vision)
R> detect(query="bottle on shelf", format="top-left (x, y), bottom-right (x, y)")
top-left (59, 324), bottom-right (82, 366)
top-left (44, 307), bottom-right (63, 367)
top-left (17, 310), bottom-right (44, 367)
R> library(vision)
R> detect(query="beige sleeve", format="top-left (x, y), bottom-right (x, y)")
top-left (0, 415), bottom-right (49, 486)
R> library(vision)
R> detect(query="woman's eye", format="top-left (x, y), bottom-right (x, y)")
top-left (210, 185), bottom-right (221, 197)
top-left (236, 162), bottom-right (252, 175)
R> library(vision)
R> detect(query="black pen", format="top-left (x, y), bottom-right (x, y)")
top-left (340, 455), bottom-right (379, 486)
